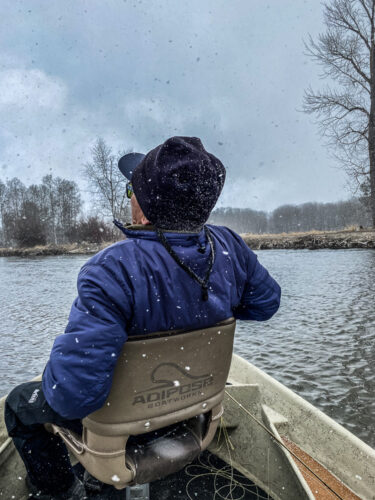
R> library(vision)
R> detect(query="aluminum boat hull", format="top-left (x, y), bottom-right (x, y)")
top-left (1, 354), bottom-right (374, 499)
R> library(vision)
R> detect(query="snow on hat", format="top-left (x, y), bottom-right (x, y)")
top-left (131, 136), bottom-right (226, 231)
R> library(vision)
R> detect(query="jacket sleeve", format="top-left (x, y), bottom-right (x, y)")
top-left (42, 262), bottom-right (132, 419)
top-left (232, 238), bottom-right (281, 322)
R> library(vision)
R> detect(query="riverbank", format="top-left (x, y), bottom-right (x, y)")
top-left (0, 229), bottom-right (374, 256)
top-left (0, 242), bottom-right (110, 257)
top-left (242, 228), bottom-right (375, 250)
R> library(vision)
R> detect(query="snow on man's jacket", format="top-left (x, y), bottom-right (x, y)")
top-left (42, 224), bottom-right (281, 419)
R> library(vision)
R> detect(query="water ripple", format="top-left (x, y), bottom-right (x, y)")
top-left (1, 249), bottom-right (375, 448)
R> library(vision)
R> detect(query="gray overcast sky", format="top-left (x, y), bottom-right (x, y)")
top-left (0, 0), bottom-right (349, 212)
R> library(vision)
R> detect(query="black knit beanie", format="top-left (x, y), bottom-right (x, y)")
top-left (131, 136), bottom-right (226, 231)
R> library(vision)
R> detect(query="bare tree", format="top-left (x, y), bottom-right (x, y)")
top-left (303, 0), bottom-right (375, 227)
top-left (83, 138), bottom-right (131, 221)
top-left (55, 178), bottom-right (81, 243)
top-left (67, 216), bottom-right (114, 244)
top-left (0, 179), bottom-right (5, 245)
top-left (41, 175), bottom-right (58, 244)
top-left (36, 175), bottom-right (82, 244)
top-left (13, 200), bottom-right (47, 247)
top-left (1, 178), bottom-right (26, 245)
top-left (0, 176), bottom-right (82, 247)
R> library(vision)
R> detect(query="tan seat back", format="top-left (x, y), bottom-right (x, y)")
top-left (48, 318), bottom-right (235, 489)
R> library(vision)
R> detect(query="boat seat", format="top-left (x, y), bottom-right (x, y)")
top-left (46, 317), bottom-right (236, 489)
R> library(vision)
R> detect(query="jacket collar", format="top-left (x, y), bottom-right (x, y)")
top-left (113, 220), bottom-right (207, 245)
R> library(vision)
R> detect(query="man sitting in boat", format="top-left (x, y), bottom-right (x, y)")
top-left (4, 136), bottom-right (281, 500)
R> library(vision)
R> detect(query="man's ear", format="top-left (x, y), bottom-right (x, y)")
top-left (141, 215), bottom-right (151, 225)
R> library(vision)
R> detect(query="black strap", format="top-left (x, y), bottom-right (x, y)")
top-left (156, 226), bottom-right (215, 301)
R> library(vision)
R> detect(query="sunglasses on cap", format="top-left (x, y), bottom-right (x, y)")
top-left (126, 182), bottom-right (134, 199)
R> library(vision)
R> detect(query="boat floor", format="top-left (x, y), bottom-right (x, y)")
top-left (73, 451), bottom-right (271, 500)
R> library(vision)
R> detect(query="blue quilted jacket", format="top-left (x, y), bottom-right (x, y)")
top-left (42, 224), bottom-right (281, 419)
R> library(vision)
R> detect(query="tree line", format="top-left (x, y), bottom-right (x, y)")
top-left (209, 198), bottom-right (372, 234)
top-left (0, 175), bottom-right (113, 247)
top-left (0, 134), bottom-right (373, 247)
top-left (0, 139), bottom-right (133, 248)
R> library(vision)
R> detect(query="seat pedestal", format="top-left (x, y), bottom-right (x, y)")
top-left (126, 483), bottom-right (150, 500)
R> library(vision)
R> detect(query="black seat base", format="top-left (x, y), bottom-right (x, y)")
top-left (73, 451), bottom-right (271, 499)
top-left (126, 414), bottom-right (208, 484)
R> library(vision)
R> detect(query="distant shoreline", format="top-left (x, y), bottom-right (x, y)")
top-left (0, 229), bottom-right (374, 257)
top-left (0, 242), bottom-right (110, 257)
top-left (241, 228), bottom-right (375, 250)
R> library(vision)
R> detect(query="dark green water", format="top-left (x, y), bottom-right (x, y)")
top-left (1, 249), bottom-right (374, 447)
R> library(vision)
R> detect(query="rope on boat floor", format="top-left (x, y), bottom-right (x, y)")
top-left (224, 390), bottom-right (345, 500)
top-left (184, 453), bottom-right (269, 500)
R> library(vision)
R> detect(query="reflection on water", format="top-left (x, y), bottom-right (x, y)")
top-left (235, 249), bottom-right (375, 448)
top-left (1, 249), bottom-right (375, 447)
top-left (0, 255), bottom-right (88, 395)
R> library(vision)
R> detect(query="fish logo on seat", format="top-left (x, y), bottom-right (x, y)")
top-left (132, 362), bottom-right (213, 407)
top-left (139, 362), bottom-right (210, 393)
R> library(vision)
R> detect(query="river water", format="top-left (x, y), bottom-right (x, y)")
top-left (1, 249), bottom-right (374, 448)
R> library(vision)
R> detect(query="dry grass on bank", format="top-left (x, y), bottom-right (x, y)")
top-left (241, 226), bottom-right (373, 239)
top-left (241, 227), bottom-right (375, 250)
top-left (0, 241), bottom-right (111, 257)
top-left (0, 228), bottom-right (374, 256)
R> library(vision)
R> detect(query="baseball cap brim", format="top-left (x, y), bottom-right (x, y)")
top-left (118, 152), bottom-right (145, 180)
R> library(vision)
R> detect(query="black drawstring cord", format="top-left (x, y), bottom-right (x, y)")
top-left (156, 226), bottom-right (216, 301)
